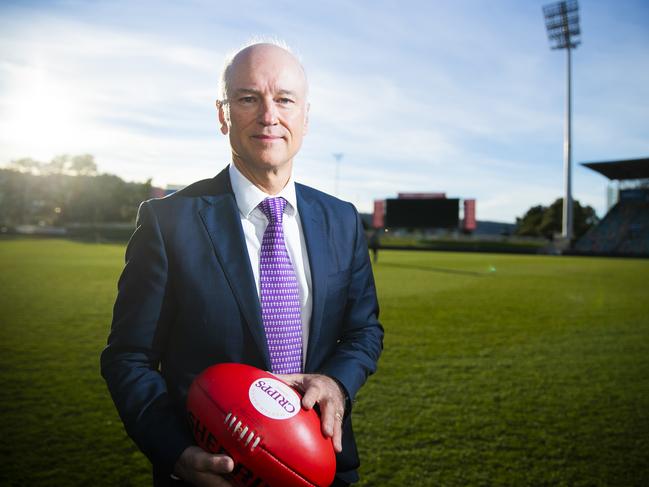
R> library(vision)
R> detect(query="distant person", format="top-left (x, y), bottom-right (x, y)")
top-left (369, 229), bottom-right (381, 263)
top-left (101, 41), bottom-right (383, 487)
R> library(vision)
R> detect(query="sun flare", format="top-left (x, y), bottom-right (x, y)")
top-left (4, 64), bottom-right (85, 156)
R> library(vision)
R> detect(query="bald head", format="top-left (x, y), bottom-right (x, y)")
top-left (219, 42), bottom-right (308, 104)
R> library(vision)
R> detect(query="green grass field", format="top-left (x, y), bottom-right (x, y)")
top-left (1, 239), bottom-right (648, 486)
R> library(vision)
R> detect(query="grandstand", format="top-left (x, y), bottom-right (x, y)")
top-left (575, 157), bottom-right (649, 256)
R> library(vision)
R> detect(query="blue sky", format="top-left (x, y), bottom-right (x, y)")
top-left (1, 0), bottom-right (647, 221)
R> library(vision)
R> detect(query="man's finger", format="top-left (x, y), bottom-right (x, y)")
top-left (205, 455), bottom-right (235, 474)
top-left (274, 373), bottom-right (302, 389)
top-left (332, 411), bottom-right (343, 453)
top-left (320, 401), bottom-right (336, 438)
top-left (189, 449), bottom-right (234, 474)
top-left (301, 382), bottom-right (321, 410)
top-left (176, 447), bottom-right (235, 487)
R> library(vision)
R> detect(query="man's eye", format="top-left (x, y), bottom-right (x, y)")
top-left (239, 96), bottom-right (256, 104)
top-left (277, 98), bottom-right (295, 105)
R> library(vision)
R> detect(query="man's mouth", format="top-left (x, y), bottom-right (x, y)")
top-left (252, 134), bottom-right (283, 140)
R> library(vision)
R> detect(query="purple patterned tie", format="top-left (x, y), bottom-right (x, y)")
top-left (258, 197), bottom-right (303, 374)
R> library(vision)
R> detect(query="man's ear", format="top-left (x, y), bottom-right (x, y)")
top-left (217, 100), bottom-right (229, 135)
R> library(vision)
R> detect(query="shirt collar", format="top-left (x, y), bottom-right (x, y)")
top-left (228, 163), bottom-right (298, 218)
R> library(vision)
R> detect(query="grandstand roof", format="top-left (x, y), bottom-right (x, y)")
top-left (581, 157), bottom-right (649, 180)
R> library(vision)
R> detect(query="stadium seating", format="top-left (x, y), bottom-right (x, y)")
top-left (575, 192), bottom-right (649, 256)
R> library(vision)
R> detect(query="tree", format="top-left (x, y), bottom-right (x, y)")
top-left (0, 154), bottom-right (151, 226)
top-left (515, 198), bottom-right (599, 239)
top-left (43, 154), bottom-right (98, 176)
top-left (5, 154), bottom-right (98, 176)
top-left (515, 205), bottom-right (545, 237)
top-left (69, 154), bottom-right (98, 176)
top-left (46, 155), bottom-right (69, 175)
top-left (7, 158), bottom-right (43, 174)
top-left (573, 200), bottom-right (599, 237)
top-left (539, 199), bottom-right (563, 238)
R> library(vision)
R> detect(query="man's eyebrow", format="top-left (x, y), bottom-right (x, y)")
top-left (233, 88), bottom-right (260, 96)
top-left (232, 88), bottom-right (297, 97)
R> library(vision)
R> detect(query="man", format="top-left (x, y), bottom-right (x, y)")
top-left (101, 41), bottom-right (383, 487)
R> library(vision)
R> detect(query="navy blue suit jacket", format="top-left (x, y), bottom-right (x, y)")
top-left (100, 167), bottom-right (383, 484)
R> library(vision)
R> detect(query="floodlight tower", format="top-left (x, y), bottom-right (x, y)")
top-left (543, 0), bottom-right (581, 242)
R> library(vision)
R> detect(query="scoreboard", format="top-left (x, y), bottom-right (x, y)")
top-left (385, 198), bottom-right (459, 228)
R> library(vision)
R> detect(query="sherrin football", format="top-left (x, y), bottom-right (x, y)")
top-left (187, 363), bottom-right (336, 487)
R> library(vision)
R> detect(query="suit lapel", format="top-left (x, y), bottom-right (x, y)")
top-left (198, 171), bottom-right (271, 370)
top-left (297, 187), bottom-right (329, 372)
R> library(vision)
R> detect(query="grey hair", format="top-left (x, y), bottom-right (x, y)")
top-left (217, 37), bottom-right (307, 104)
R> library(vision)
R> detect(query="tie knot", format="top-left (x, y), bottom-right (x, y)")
top-left (259, 197), bottom-right (287, 224)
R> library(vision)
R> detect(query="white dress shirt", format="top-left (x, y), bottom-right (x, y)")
top-left (228, 163), bottom-right (313, 364)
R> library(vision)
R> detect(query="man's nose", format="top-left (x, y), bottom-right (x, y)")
top-left (258, 98), bottom-right (278, 125)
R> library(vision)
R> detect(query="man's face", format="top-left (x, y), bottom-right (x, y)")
top-left (218, 45), bottom-right (309, 176)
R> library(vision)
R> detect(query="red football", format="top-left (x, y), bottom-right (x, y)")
top-left (187, 363), bottom-right (336, 487)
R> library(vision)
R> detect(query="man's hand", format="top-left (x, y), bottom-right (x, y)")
top-left (173, 446), bottom-right (234, 487)
top-left (277, 373), bottom-right (345, 453)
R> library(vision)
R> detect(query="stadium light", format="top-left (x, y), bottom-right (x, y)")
top-left (543, 0), bottom-right (581, 242)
